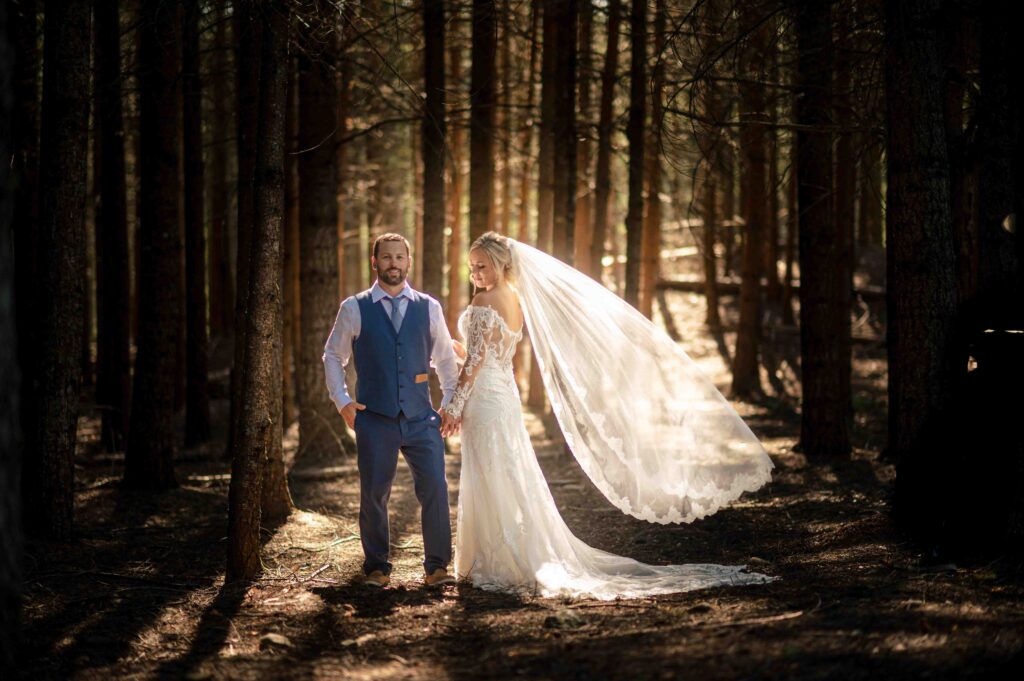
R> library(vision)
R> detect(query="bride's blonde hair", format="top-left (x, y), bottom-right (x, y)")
top-left (470, 231), bottom-right (514, 285)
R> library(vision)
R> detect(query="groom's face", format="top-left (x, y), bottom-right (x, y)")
top-left (373, 241), bottom-right (411, 287)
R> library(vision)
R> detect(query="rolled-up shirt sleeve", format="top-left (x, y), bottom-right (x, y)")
top-left (428, 298), bottom-right (460, 408)
top-left (323, 297), bottom-right (360, 411)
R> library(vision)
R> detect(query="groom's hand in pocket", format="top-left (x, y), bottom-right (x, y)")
top-left (340, 401), bottom-right (365, 429)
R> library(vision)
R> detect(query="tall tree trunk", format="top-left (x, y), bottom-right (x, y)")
top-left (422, 0), bottom-right (446, 300)
top-left (731, 4), bottom-right (768, 398)
top-left (834, 4), bottom-right (856, 295)
top-left (516, 0), bottom-right (541, 246)
top-left (590, 0), bottom-right (620, 277)
top-left (886, 0), bottom-right (961, 520)
top-left (183, 0), bottom-right (210, 447)
top-left (282, 55), bottom-right (298, 428)
top-left (499, 0), bottom-right (513, 234)
top-left (227, 2), bottom-right (262, 459)
top-left (640, 0), bottom-right (665, 317)
top-left (796, 0), bottom-right (850, 458)
top-left (722, 144), bottom-right (736, 276)
top-left (536, 0), bottom-right (556, 253)
top-left (11, 0), bottom-right (40, 526)
top-left (551, 0), bottom-right (577, 264)
top-left (209, 2), bottom-right (232, 337)
top-left (24, 0), bottom-right (90, 536)
top-left (228, 1), bottom-right (291, 580)
top-left (295, 14), bottom-right (344, 466)
top-left (94, 0), bottom-right (132, 452)
top-left (446, 37), bottom-right (465, 332)
top-left (470, 0), bottom-right (497, 244)
top-left (624, 0), bottom-right (646, 307)
top-left (782, 137), bottom-right (798, 326)
top-left (858, 137), bottom-right (883, 247)
top-left (126, 0), bottom-right (182, 489)
top-left (1, 1), bottom-right (24, 670)
top-left (765, 27), bottom-right (782, 304)
top-left (574, 0), bottom-right (594, 273)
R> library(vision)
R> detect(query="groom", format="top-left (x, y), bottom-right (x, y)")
top-left (323, 233), bottom-right (461, 588)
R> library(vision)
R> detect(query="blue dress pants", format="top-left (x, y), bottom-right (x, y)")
top-left (354, 408), bottom-right (452, 576)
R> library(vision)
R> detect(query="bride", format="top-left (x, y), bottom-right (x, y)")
top-left (439, 232), bottom-right (775, 600)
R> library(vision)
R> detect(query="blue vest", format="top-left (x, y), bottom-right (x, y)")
top-left (353, 289), bottom-right (434, 419)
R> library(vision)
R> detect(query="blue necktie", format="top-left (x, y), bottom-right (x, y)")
top-left (385, 296), bottom-right (403, 332)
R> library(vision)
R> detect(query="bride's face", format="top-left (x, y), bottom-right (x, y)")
top-left (469, 248), bottom-right (499, 290)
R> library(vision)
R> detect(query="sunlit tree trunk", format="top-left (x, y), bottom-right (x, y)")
top-left (470, 0), bottom-right (497, 243)
top-left (422, 0), bottom-right (446, 300)
top-left (551, 0), bottom-right (577, 264)
top-left (624, 0), bottom-right (646, 307)
top-left (591, 0), bottom-right (621, 278)
top-left (229, 1), bottom-right (292, 580)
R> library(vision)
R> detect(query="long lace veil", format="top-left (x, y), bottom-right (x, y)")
top-left (509, 238), bottom-right (773, 524)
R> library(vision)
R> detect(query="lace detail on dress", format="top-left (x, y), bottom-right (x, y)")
top-left (446, 305), bottom-right (521, 420)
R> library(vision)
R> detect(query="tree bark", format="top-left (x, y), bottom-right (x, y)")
top-left (536, 0), bottom-right (556, 253)
top-left (624, 0), bottom-right (646, 307)
top-left (24, 0), bottom-right (90, 535)
top-left (640, 0), bottom-right (665, 318)
top-left (10, 1), bottom-right (39, 531)
top-left (574, 0), bottom-right (594, 273)
top-left (1, 0), bottom-right (25, 669)
top-left (590, 0), bottom-right (620, 278)
top-left (228, 2), bottom-right (262, 459)
top-left (183, 0), bottom-right (211, 447)
top-left (94, 0), bottom-right (132, 451)
top-left (446, 37), bottom-right (465, 332)
top-left (731, 3), bottom-right (769, 398)
top-left (796, 0), bottom-right (851, 458)
top-left (209, 2), bottom-right (233, 337)
top-left (422, 0), bottom-right (446, 300)
top-left (551, 0), bottom-right (577, 264)
top-left (296, 13), bottom-right (344, 465)
top-left (282, 55), bottom-right (298, 428)
top-left (470, 0), bottom-right (497, 244)
top-left (228, 1), bottom-right (292, 581)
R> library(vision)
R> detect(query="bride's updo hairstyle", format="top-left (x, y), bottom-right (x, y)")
top-left (470, 231), bottom-right (515, 283)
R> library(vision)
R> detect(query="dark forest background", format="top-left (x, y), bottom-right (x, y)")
top-left (2, 0), bottom-right (1023, 676)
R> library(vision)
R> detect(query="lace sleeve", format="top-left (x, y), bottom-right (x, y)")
top-left (445, 306), bottom-right (501, 420)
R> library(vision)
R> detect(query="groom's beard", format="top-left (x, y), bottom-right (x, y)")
top-left (378, 267), bottom-right (407, 286)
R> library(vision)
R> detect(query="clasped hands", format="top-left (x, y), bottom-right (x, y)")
top-left (339, 400), bottom-right (461, 437)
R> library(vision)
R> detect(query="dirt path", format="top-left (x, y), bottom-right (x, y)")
top-left (19, 289), bottom-right (1024, 680)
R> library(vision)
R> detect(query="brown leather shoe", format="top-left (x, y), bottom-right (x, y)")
top-left (363, 570), bottom-right (390, 588)
top-left (424, 568), bottom-right (455, 587)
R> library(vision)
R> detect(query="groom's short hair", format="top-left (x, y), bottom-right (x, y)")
top-left (373, 233), bottom-right (411, 259)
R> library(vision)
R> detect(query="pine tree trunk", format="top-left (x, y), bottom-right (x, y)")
top-left (796, 0), bottom-right (851, 458)
top-left (624, 0), bottom-right (646, 307)
top-left (25, 0), bottom-right (90, 535)
top-left (574, 0), bottom-right (594, 274)
top-left (470, 0), bottom-right (497, 244)
top-left (516, 0), bottom-right (541, 246)
top-left (228, 1), bottom-right (292, 580)
top-left (282, 55), bottom-right (298, 428)
top-left (886, 0), bottom-right (961, 517)
top-left (591, 0), bottom-right (620, 277)
top-left (296, 17), bottom-right (344, 465)
top-left (536, 0), bottom-right (556, 253)
top-left (183, 0), bottom-right (211, 447)
top-left (551, 0), bottom-right (576, 264)
top-left (11, 0), bottom-right (39, 513)
top-left (782, 145), bottom-right (797, 326)
top-left (209, 3), bottom-right (232, 337)
top-left (126, 0), bottom-right (182, 489)
top-left (446, 38), bottom-right (465, 332)
top-left (834, 6), bottom-right (857, 298)
top-left (422, 0), bottom-right (446, 300)
top-left (640, 0), bottom-right (665, 318)
top-left (499, 0), bottom-right (513, 234)
top-left (228, 2), bottom-right (262, 460)
top-left (731, 4), bottom-right (768, 398)
top-left (94, 0), bottom-right (132, 452)
top-left (1, 1), bottom-right (25, 669)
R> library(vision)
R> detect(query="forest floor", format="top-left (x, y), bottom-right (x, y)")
top-left (18, 258), bottom-right (1024, 680)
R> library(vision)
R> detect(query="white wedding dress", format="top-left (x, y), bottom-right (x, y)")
top-left (447, 240), bottom-right (776, 600)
